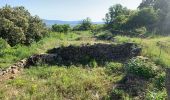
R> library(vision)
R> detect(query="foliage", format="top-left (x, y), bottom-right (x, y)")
top-left (125, 57), bottom-right (159, 79)
top-left (125, 7), bottom-right (158, 31)
top-left (52, 24), bottom-right (71, 33)
top-left (145, 89), bottom-right (167, 100)
top-left (104, 0), bottom-right (170, 35)
top-left (0, 5), bottom-right (47, 46)
top-left (0, 38), bottom-right (9, 57)
top-left (95, 31), bottom-right (113, 40)
top-left (153, 73), bottom-right (165, 90)
top-left (106, 62), bottom-right (123, 74)
top-left (0, 38), bottom-right (9, 50)
top-left (73, 18), bottom-right (93, 31)
top-left (109, 89), bottom-right (129, 100)
top-left (103, 4), bottom-right (131, 30)
top-left (138, 0), bottom-right (170, 34)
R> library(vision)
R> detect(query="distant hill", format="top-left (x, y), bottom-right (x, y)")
top-left (43, 19), bottom-right (104, 27)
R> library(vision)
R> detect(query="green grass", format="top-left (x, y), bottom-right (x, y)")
top-left (0, 31), bottom-right (169, 99)
top-left (0, 31), bottom-right (94, 69)
top-left (114, 36), bottom-right (170, 67)
top-left (0, 66), bottom-right (123, 100)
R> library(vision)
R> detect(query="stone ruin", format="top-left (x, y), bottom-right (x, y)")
top-left (0, 59), bottom-right (27, 80)
top-left (0, 43), bottom-right (141, 78)
top-left (28, 43), bottom-right (141, 66)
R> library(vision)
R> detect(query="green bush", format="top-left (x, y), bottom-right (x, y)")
top-left (0, 38), bottom-right (8, 50)
top-left (145, 89), bottom-right (167, 100)
top-left (153, 73), bottom-right (165, 90)
top-left (73, 18), bottom-right (93, 31)
top-left (0, 38), bottom-right (9, 56)
top-left (96, 31), bottom-right (113, 40)
top-left (106, 62), bottom-right (123, 74)
top-left (52, 24), bottom-right (71, 33)
top-left (125, 57), bottom-right (159, 79)
top-left (109, 89), bottom-right (130, 100)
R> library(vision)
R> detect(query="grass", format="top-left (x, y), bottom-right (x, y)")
top-left (0, 66), bottom-right (123, 100)
top-left (0, 31), bottom-right (169, 99)
top-left (0, 31), bottom-right (94, 69)
top-left (114, 36), bottom-right (170, 67)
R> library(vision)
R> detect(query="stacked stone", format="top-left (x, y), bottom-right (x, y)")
top-left (0, 59), bottom-right (27, 76)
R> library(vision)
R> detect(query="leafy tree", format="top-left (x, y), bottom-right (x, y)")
top-left (0, 5), bottom-right (47, 46)
top-left (103, 4), bottom-right (131, 30)
top-left (139, 0), bottom-right (170, 34)
top-left (125, 7), bottom-right (158, 31)
top-left (138, 0), bottom-right (155, 9)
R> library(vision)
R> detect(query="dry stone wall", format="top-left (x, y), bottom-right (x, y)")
top-left (0, 43), bottom-right (141, 79)
top-left (0, 59), bottom-right (27, 77)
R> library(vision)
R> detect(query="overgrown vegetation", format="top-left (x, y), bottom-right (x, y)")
top-left (0, 0), bottom-right (170, 99)
top-left (104, 0), bottom-right (170, 35)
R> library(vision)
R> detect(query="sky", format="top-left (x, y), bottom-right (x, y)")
top-left (0, 0), bottom-right (142, 22)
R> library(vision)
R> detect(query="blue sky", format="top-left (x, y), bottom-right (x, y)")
top-left (0, 0), bottom-right (142, 21)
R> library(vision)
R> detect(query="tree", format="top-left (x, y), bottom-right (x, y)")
top-left (26, 16), bottom-right (47, 44)
top-left (0, 5), bottom-right (47, 46)
top-left (125, 7), bottom-right (158, 31)
top-left (139, 0), bottom-right (170, 34)
top-left (103, 4), bottom-right (131, 30)
top-left (79, 17), bottom-right (93, 31)
top-left (138, 0), bottom-right (155, 9)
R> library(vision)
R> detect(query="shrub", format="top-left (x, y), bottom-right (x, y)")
top-left (0, 38), bottom-right (8, 50)
top-left (145, 89), bottom-right (167, 100)
top-left (153, 73), bottom-right (165, 90)
top-left (134, 27), bottom-right (147, 36)
top-left (52, 24), bottom-right (71, 33)
top-left (106, 62), bottom-right (123, 74)
top-left (109, 89), bottom-right (129, 100)
top-left (73, 18), bottom-right (93, 31)
top-left (125, 57), bottom-right (159, 79)
top-left (96, 31), bottom-right (113, 40)
top-left (0, 38), bottom-right (9, 56)
top-left (89, 59), bottom-right (98, 68)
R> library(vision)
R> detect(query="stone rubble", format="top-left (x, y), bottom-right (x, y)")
top-left (0, 59), bottom-right (28, 77)
top-left (0, 43), bottom-right (141, 79)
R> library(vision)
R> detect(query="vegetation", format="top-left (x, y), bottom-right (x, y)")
top-left (0, 5), bottom-right (47, 46)
top-left (1, 66), bottom-right (115, 99)
top-left (73, 17), bottom-right (93, 31)
top-left (104, 0), bottom-right (170, 35)
top-left (125, 57), bottom-right (159, 79)
top-left (52, 24), bottom-right (71, 33)
top-left (0, 30), bottom-right (168, 99)
top-left (0, 0), bottom-right (170, 99)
